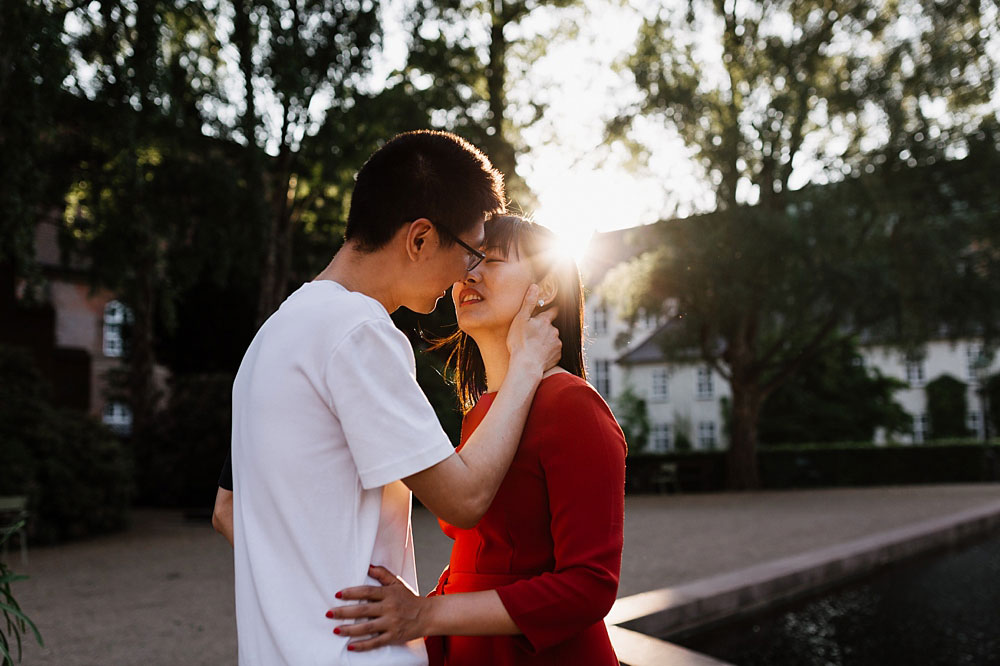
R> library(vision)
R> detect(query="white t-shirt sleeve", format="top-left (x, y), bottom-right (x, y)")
top-left (326, 318), bottom-right (455, 489)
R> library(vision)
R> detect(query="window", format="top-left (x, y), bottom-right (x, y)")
top-left (649, 423), bottom-right (672, 453)
top-left (594, 359), bottom-right (611, 398)
top-left (904, 359), bottom-right (925, 387)
top-left (592, 304), bottom-right (608, 336)
top-left (103, 300), bottom-right (132, 358)
top-left (697, 366), bottom-right (714, 400)
top-left (638, 308), bottom-right (659, 330)
top-left (967, 411), bottom-right (982, 437)
top-left (913, 412), bottom-right (929, 443)
top-left (665, 298), bottom-right (679, 318)
top-left (697, 421), bottom-right (717, 449)
top-left (967, 344), bottom-right (985, 382)
top-left (651, 367), bottom-right (669, 402)
top-left (102, 401), bottom-right (133, 436)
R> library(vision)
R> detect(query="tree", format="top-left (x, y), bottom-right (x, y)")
top-left (615, 386), bottom-right (651, 453)
top-left (58, 0), bottom-right (239, 437)
top-left (925, 374), bottom-right (970, 439)
top-left (0, 1), bottom-right (71, 277)
top-left (757, 337), bottom-right (910, 445)
top-left (228, 0), bottom-right (381, 324)
top-left (987, 373), bottom-right (1000, 439)
top-left (607, 0), bottom-right (999, 488)
top-left (398, 0), bottom-right (580, 208)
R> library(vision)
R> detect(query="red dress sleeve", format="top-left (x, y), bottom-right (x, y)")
top-left (493, 382), bottom-right (627, 653)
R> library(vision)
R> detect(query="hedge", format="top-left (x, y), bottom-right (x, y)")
top-left (626, 441), bottom-right (1000, 493)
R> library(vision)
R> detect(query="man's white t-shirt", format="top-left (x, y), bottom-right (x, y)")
top-left (232, 280), bottom-right (455, 665)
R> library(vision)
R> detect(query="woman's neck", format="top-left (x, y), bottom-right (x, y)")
top-left (473, 330), bottom-right (511, 394)
top-left (474, 328), bottom-right (567, 394)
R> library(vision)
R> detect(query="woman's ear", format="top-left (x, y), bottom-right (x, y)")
top-left (405, 218), bottom-right (434, 261)
top-left (537, 272), bottom-right (559, 306)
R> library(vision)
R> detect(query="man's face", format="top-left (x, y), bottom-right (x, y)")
top-left (412, 220), bottom-right (486, 314)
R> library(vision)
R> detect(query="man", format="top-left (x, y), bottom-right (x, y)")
top-left (225, 130), bottom-right (560, 665)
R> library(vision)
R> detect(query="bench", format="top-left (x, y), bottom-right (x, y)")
top-left (0, 496), bottom-right (29, 565)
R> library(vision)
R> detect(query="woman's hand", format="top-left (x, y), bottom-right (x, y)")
top-left (326, 565), bottom-right (428, 652)
top-left (506, 284), bottom-right (561, 376)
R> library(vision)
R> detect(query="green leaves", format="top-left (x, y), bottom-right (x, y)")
top-left (0, 521), bottom-right (43, 666)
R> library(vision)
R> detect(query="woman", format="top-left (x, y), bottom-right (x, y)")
top-left (328, 215), bottom-right (627, 664)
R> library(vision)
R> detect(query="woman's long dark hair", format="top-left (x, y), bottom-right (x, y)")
top-left (434, 215), bottom-right (586, 413)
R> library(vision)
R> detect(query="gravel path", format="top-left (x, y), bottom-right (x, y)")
top-left (9, 483), bottom-right (1000, 665)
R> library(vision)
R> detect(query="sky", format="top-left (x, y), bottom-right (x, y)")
top-left (373, 0), bottom-right (714, 264)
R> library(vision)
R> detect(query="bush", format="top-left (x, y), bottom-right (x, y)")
top-left (624, 441), bottom-right (1000, 493)
top-left (137, 372), bottom-right (234, 508)
top-left (986, 373), bottom-right (1000, 435)
top-left (615, 387), bottom-right (650, 453)
top-left (925, 374), bottom-right (970, 439)
top-left (0, 345), bottom-right (132, 543)
top-left (28, 411), bottom-right (133, 543)
top-left (759, 441), bottom-right (997, 488)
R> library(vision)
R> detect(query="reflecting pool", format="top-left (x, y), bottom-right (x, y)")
top-left (672, 531), bottom-right (1000, 665)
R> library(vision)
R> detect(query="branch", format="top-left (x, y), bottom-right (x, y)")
top-left (760, 310), bottom-right (841, 397)
top-left (698, 321), bottom-right (732, 381)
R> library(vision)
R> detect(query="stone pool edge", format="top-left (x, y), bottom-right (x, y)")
top-left (604, 498), bottom-right (1000, 665)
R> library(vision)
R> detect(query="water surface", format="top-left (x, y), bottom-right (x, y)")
top-left (673, 531), bottom-right (1000, 665)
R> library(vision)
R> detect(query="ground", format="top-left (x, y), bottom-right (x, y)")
top-left (8, 484), bottom-right (1000, 665)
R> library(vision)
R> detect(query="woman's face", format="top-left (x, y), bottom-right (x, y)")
top-left (452, 241), bottom-right (535, 338)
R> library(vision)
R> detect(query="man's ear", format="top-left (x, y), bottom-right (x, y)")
top-left (405, 218), bottom-right (434, 262)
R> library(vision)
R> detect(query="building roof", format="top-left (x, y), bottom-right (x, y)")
top-left (581, 222), bottom-right (666, 289)
top-left (615, 324), bottom-right (670, 365)
top-left (615, 321), bottom-right (705, 365)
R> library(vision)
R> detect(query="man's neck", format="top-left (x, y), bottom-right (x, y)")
top-left (315, 242), bottom-right (402, 313)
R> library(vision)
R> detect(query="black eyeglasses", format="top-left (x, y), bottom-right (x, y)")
top-left (434, 223), bottom-right (486, 271)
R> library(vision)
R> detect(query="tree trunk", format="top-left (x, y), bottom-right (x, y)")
top-left (268, 163), bottom-right (295, 317)
top-left (726, 380), bottom-right (763, 489)
top-left (485, 2), bottom-right (526, 205)
top-left (128, 245), bottom-right (158, 438)
top-left (233, 0), bottom-right (278, 328)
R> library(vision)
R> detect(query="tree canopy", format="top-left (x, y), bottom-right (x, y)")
top-left (606, 0), bottom-right (1000, 487)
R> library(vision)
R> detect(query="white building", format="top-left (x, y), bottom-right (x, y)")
top-left (580, 225), bottom-right (997, 453)
top-left (861, 341), bottom-right (998, 443)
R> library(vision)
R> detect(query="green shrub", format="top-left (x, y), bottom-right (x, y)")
top-left (137, 372), bottom-right (233, 508)
top-left (615, 387), bottom-right (650, 453)
top-left (758, 338), bottom-right (910, 444)
top-left (624, 441), bottom-right (1000, 492)
top-left (925, 374), bottom-right (970, 439)
top-left (1, 521), bottom-right (43, 665)
top-left (28, 411), bottom-right (133, 543)
top-left (0, 346), bottom-right (132, 543)
top-left (0, 348), bottom-right (46, 498)
top-left (986, 373), bottom-right (1000, 435)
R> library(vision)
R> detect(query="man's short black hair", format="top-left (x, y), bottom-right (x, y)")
top-left (345, 130), bottom-right (506, 251)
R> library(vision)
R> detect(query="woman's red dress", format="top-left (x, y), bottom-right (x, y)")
top-left (427, 373), bottom-right (627, 665)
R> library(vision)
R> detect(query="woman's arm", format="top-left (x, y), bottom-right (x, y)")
top-left (328, 383), bottom-right (627, 652)
top-left (328, 565), bottom-right (519, 652)
top-left (488, 383), bottom-right (626, 652)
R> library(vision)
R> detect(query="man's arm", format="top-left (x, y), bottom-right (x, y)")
top-left (402, 285), bottom-right (560, 528)
top-left (212, 487), bottom-right (234, 546)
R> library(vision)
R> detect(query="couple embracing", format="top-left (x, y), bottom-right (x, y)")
top-left (225, 130), bottom-right (627, 665)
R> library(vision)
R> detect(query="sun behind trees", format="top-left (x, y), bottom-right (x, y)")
top-left (604, 0), bottom-right (1000, 488)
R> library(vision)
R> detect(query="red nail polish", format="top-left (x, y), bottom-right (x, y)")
top-left (347, 645), bottom-right (355, 651)
top-left (335, 591), bottom-right (342, 599)
top-left (333, 627), bottom-right (341, 635)
top-left (325, 610), bottom-right (334, 619)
